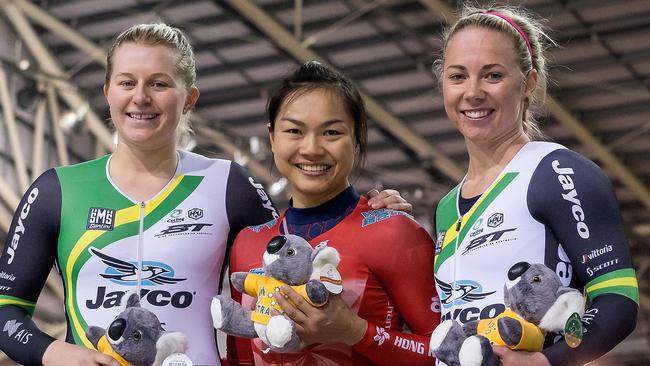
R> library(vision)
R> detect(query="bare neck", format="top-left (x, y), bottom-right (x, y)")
top-left (462, 133), bottom-right (529, 198)
top-left (109, 143), bottom-right (179, 202)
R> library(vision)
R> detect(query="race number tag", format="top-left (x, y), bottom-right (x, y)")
top-left (162, 353), bottom-right (193, 366)
top-left (319, 264), bottom-right (343, 294)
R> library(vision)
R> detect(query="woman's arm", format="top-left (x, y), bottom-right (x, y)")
top-left (0, 169), bottom-right (115, 365)
top-left (524, 149), bottom-right (639, 366)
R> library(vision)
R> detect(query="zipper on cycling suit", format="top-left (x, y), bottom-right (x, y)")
top-left (455, 216), bottom-right (463, 232)
top-left (136, 201), bottom-right (145, 297)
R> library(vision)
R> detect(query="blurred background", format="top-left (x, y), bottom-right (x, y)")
top-left (0, 0), bottom-right (648, 364)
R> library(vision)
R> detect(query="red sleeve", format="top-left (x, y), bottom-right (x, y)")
top-left (352, 216), bottom-right (440, 365)
top-left (226, 231), bottom-right (256, 366)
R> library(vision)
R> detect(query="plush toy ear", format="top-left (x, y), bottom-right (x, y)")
top-left (538, 287), bottom-right (585, 332)
top-left (125, 292), bottom-right (141, 308)
top-left (311, 246), bottom-right (340, 270)
top-left (153, 332), bottom-right (188, 366)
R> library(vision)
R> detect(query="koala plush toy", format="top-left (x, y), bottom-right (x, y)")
top-left (211, 234), bottom-right (340, 352)
top-left (86, 293), bottom-right (188, 366)
top-left (429, 262), bottom-right (585, 366)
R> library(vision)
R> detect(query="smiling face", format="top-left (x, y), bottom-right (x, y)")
top-left (104, 42), bottom-right (198, 150)
top-left (270, 88), bottom-right (356, 208)
top-left (442, 27), bottom-right (537, 145)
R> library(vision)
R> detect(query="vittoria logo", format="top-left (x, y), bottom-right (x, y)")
top-left (580, 244), bottom-right (613, 264)
top-left (87, 207), bottom-right (115, 230)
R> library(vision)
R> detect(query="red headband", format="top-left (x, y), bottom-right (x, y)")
top-left (483, 11), bottom-right (533, 62)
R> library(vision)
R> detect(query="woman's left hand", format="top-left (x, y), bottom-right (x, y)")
top-left (492, 346), bottom-right (551, 366)
top-left (274, 285), bottom-right (367, 348)
top-left (366, 189), bottom-right (412, 213)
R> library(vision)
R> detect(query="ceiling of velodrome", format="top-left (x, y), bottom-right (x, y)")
top-left (0, 0), bottom-right (649, 363)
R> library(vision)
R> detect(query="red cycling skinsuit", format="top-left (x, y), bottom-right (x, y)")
top-left (227, 195), bottom-right (440, 366)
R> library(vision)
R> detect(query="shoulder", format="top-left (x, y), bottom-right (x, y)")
top-left (357, 204), bottom-right (432, 242)
top-left (531, 148), bottom-right (610, 189)
top-left (55, 155), bottom-right (110, 179)
top-left (234, 217), bottom-right (281, 246)
top-left (178, 150), bottom-right (232, 173)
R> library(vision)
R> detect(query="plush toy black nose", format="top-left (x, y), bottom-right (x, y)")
top-left (267, 236), bottom-right (287, 254)
top-left (508, 262), bottom-right (531, 280)
top-left (108, 318), bottom-right (126, 341)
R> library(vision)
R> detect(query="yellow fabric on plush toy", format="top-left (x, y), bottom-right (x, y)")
top-left (244, 274), bottom-right (322, 324)
top-left (96, 335), bottom-right (130, 366)
top-left (476, 308), bottom-right (545, 351)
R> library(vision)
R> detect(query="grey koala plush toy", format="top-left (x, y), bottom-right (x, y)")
top-left (86, 293), bottom-right (188, 366)
top-left (211, 234), bottom-right (340, 352)
top-left (429, 262), bottom-right (585, 366)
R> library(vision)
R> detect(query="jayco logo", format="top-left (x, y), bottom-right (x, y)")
top-left (552, 160), bottom-right (590, 239)
top-left (7, 188), bottom-right (39, 264)
top-left (248, 177), bottom-right (279, 219)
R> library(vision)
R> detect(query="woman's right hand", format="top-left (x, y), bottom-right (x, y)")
top-left (43, 340), bottom-right (121, 366)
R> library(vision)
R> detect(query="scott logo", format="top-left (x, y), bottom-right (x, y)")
top-left (87, 207), bottom-right (115, 231)
top-left (155, 223), bottom-right (213, 237)
top-left (7, 188), bottom-right (39, 264)
top-left (187, 208), bottom-right (203, 220)
top-left (552, 160), bottom-right (590, 239)
top-left (87, 287), bottom-right (193, 309)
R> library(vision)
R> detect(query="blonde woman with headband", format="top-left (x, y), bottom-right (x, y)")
top-left (430, 5), bottom-right (638, 366)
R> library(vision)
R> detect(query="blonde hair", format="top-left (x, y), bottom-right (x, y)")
top-left (433, 5), bottom-right (556, 140)
top-left (105, 23), bottom-right (197, 147)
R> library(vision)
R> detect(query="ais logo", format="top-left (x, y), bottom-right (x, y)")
top-left (87, 207), bottom-right (115, 230)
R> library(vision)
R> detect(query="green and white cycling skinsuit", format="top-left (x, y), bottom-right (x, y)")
top-left (434, 142), bottom-right (638, 365)
top-left (0, 150), bottom-right (278, 365)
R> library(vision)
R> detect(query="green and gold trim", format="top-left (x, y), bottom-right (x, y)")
top-left (435, 172), bottom-right (519, 272)
top-left (64, 175), bottom-right (202, 347)
top-left (0, 295), bottom-right (36, 315)
top-left (585, 268), bottom-right (639, 305)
